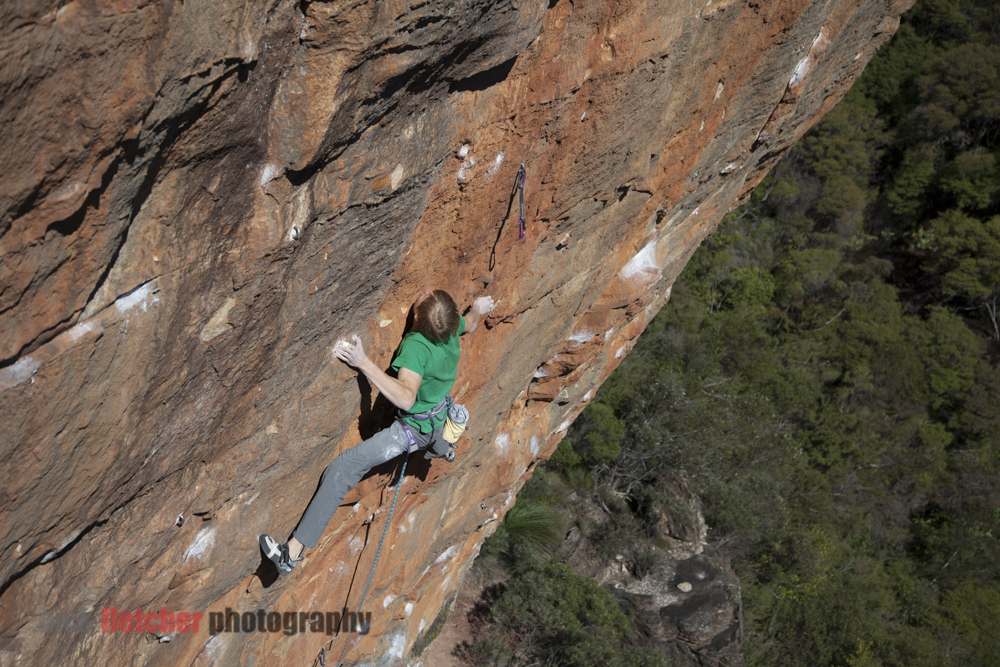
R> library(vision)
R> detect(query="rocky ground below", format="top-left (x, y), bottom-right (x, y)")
top-left (420, 470), bottom-right (744, 667)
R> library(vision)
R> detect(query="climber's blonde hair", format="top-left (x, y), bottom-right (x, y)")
top-left (414, 290), bottom-right (460, 343)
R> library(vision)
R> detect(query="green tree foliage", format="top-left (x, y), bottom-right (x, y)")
top-left (461, 563), bottom-right (670, 667)
top-left (912, 42), bottom-right (1000, 147)
top-left (568, 201), bottom-right (998, 665)
top-left (857, 23), bottom-right (939, 118)
top-left (560, 3), bottom-right (1000, 663)
top-left (795, 91), bottom-right (885, 235)
top-left (937, 581), bottom-right (1000, 666)
top-left (921, 211), bottom-right (1000, 339)
top-left (908, 0), bottom-right (975, 46)
top-left (582, 402), bottom-right (626, 463)
top-left (885, 145), bottom-right (938, 218)
top-left (938, 150), bottom-right (998, 210)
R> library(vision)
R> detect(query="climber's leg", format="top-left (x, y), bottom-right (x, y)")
top-left (291, 421), bottom-right (431, 550)
top-left (287, 536), bottom-right (305, 561)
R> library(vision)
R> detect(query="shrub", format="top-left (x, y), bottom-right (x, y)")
top-left (480, 499), bottom-right (563, 571)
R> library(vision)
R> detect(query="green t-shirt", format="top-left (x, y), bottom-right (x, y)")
top-left (390, 315), bottom-right (465, 433)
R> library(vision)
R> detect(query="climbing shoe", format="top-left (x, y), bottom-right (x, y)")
top-left (259, 534), bottom-right (297, 575)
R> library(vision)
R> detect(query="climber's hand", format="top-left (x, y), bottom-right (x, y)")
top-left (445, 447), bottom-right (455, 462)
top-left (333, 335), bottom-right (368, 368)
top-left (473, 296), bottom-right (494, 316)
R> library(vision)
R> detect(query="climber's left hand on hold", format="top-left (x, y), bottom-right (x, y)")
top-left (333, 335), bottom-right (368, 368)
top-left (463, 296), bottom-right (495, 335)
top-left (473, 296), bottom-right (494, 315)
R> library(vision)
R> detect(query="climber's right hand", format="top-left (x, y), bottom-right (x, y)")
top-left (333, 335), bottom-right (368, 368)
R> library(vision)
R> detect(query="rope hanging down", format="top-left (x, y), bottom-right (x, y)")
top-left (317, 435), bottom-right (415, 667)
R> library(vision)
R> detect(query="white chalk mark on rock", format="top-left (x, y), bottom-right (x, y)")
top-left (260, 163), bottom-right (284, 189)
top-left (790, 30), bottom-right (830, 88)
top-left (486, 151), bottom-right (505, 178)
top-left (619, 238), bottom-right (661, 283)
top-left (435, 545), bottom-right (459, 565)
top-left (51, 180), bottom-right (83, 203)
top-left (115, 283), bottom-right (152, 315)
top-left (790, 56), bottom-right (811, 88)
top-left (184, 527), bottom-right (215, 562)
top-left (529, 435), bottom-right (542, 457)
top-left (0, 357), bottom-right (39, 390)
top-left (391, 632), bottom-right (412, 656)
top-left (66, 321), bottom-right (98, 344)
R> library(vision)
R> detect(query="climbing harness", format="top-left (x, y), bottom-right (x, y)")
top-left (401, 395), bottom-right (468, 459)
top-left (403, 395), bottom-right (452, 426)
top-left (515, 162), bottom-right (527, 239)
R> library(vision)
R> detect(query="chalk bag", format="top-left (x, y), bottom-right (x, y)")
top-left (443, 403), bottom-right (469, 443)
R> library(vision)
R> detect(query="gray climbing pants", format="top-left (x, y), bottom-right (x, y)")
top-left (293, 419), bottom-right (448, 549)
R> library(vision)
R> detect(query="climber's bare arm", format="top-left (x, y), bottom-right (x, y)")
top-left (334, 337), bottom-right (421, 412)
top-left (462, 296), bottom-right (494, 335)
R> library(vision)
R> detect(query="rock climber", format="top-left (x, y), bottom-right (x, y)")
top-left (259, 289), bottom-right (493, 574)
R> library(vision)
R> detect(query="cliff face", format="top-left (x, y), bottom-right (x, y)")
top-left (0, 0), bottom-right (910, 664)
